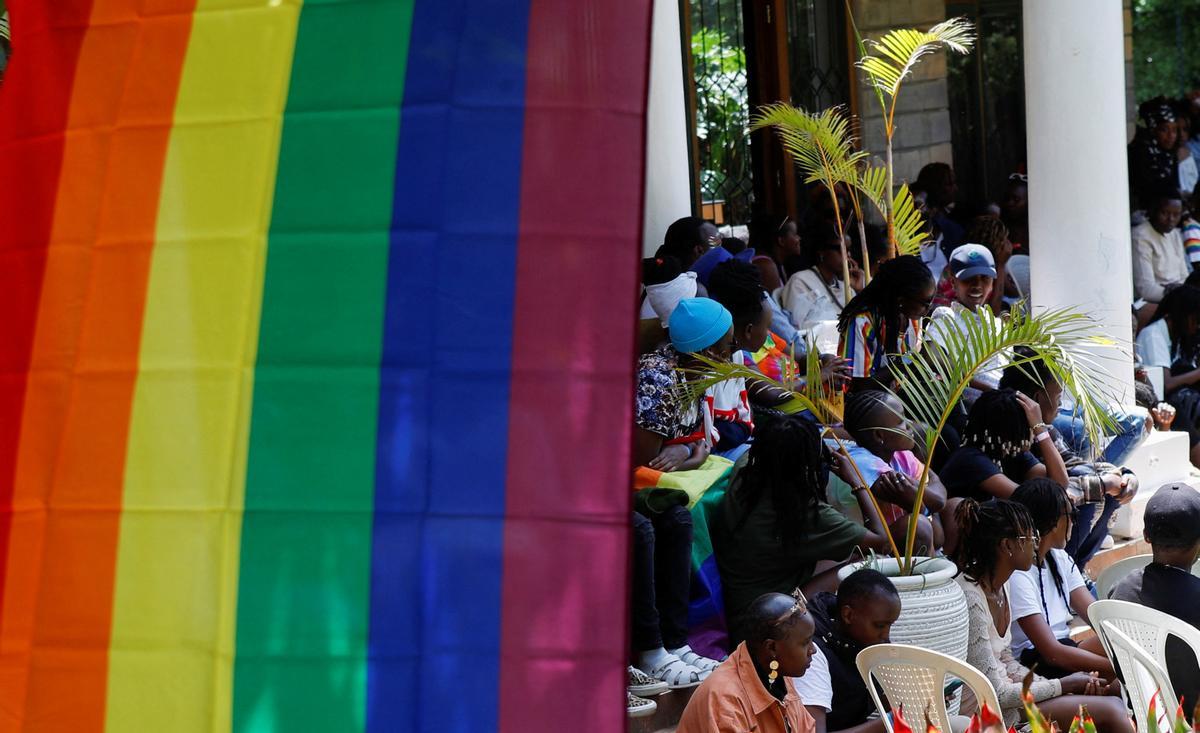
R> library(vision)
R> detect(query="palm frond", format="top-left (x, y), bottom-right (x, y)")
top-left (752, 104), bottom-right (866, 189)
top-left (891, 184), bottom-right (929, 257)
top-left (858, 18), bottom-right (975, 101)
top-left (891, 305), bottom-right (1124, 565)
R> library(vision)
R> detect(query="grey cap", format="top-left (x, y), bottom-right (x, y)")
top-left (1144, 482), bottom-right (1200, 548)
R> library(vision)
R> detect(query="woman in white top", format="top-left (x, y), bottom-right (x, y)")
top-left (779, 220), bottom-right (863, 333)
top-left (1007, 479), bottom-right (1115, 680)
top-left (951, 498), bottom-right (1132, 731)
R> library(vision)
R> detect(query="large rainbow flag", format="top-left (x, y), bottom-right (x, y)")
top-left (0, 0), bottom-right (648, 730)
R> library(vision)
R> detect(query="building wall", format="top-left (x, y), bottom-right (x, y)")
top-left (642, 0), bottom-right (694, 255)
top-left (850, 0), bottom-right (953, 187)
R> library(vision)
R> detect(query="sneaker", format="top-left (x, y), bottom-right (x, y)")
top-left (671, 645), bottom-right (722, 674)
top-left (639, 653), bottom-right (704, 689)
top-left (627, 692), bottom-right (657, 718)
top-left (628, 665), bottom-right (669, 697)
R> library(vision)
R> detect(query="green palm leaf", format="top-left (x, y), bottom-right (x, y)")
top-left (892, 305), bottom-right (1123, 566)
top-left (858, 18), bottom-right (975, 102)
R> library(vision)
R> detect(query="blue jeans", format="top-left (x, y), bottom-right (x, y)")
top-left (1053, 404), bottom-right (1148, 465)
top-left (1066, 494), bottom-right (1121, 572)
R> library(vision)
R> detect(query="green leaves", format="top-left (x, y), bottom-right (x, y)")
top-left (751, 103), bottom-right (865, 192)
top-left (858, 18), bottom-right (975, 105)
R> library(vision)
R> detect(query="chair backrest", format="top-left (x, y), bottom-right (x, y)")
top-left (856, 643), bottom-right (1002, 733)
top-left (1088, 599), bottom-right (1200, 729)
top-left (1094, 553), bottom-right (1152, 600)
top-left (1102, 624), bottom-right (1177, 730)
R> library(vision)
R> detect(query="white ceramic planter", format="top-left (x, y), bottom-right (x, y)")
top-left (837, 557), bottom-right (970, 666)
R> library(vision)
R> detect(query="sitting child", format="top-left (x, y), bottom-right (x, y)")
top-left (838, 390), bottom-right (947, 550)
top-left (1008, 479), bottom-right (1114, 680)
top-left (938, 389), bottom-right (1071, 555)
top-left (792, 569), bottom-right (900, 733)
top-left (712, 413), bottom-right (904, 644)
top-left (999, 349), bottom-right (1137, 571)
top-left (631, 298), bottom-right (731, 691)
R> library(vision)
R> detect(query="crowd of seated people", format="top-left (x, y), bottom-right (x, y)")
top-left (629, 125), bottom-right (1200, 727)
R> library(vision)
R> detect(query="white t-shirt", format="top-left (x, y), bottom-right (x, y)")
top-left (789, 645), bottom-right (833, 712)
top-left (1136, 318), bottom-right (1174, 369)
top-left (920, 235), bottom-right (947, 282)
top-left (1008, 548), bottom-right (1086, 653)
top-left (779, 268), bottom-right (846, 333)
top-left (927, 302), bottom-right (1004, 387)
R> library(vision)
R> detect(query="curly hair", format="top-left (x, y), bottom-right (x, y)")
top-left (965, 215), bottom-right (1009, 253)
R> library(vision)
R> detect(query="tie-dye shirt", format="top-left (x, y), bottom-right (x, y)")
top-left (838, 311), bottom-right (923, 379)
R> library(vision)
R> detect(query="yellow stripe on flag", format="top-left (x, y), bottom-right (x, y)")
top-left (106, 2), bottom-right (301, 730)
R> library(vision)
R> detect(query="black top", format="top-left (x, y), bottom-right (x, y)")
top-left (809, 592), bottom-right (878, 729)
top-left (939, 446), bottom-right (1039, 501)
top-left (1111, 563), bottom-right (1200, 719)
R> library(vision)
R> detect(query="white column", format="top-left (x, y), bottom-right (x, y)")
top-left (1023, 0), bottom-right (1135, 404)
top-left (642, 0), bottom-right (694, 256)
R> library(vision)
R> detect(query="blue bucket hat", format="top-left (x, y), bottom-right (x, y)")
top-left (669, 298), bottom-right (733, 354)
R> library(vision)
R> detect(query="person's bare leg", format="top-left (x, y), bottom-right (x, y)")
top-left (1190, 443), bottom-right (1200, 470)
top-left (1037, 695), bottom-right (1133, 733)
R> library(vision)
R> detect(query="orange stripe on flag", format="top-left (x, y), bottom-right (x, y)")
top-left (0, 2), bottom-right (194, 729)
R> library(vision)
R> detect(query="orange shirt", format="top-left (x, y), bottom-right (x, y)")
top-left (677, 642), bottom-right (817, 733)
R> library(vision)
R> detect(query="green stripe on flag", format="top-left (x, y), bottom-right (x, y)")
top-left (233, 1), bottom-right (415, 730)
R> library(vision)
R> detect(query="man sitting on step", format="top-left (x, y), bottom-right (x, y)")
top-left (1110, 483), bottom-right (1200, 719)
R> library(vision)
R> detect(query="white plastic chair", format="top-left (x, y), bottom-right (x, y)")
top-left (1089, 599), bottom-right (1200, 730)
top-left (856, 643), bottom-right (1002, 733)
top-left (1094, 553), bottom-right (1152, 600)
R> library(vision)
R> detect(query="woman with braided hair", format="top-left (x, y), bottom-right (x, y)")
top-left (836, 255), bottom-right (935, 392)
top-left (1008, 479), bottom-right (1115, 681)
top-left (952, 499), bottom-right (1131, 731)
top-left (713, 413), bottom-right (896, 644)
top-left (937, 389), bottom-right (1070, 555)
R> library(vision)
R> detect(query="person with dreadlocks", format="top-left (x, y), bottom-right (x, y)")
top-left (791, 569), bottom-right (901, 733)
top-left (836, 390), bottom-right (946, 550)
top-left (713, 413), bottom-right (896, 645)
top-left (1132, 184), bottom-right (1188, 304)
top-left (677, 591), bottom-right (818, 733)
top-left (1129, 97), bottom-right (1180, 211)
top-left (836, 255), bottom-right (935, 392)
top-left (749, 212), bottom-right (803, 294)
top-left (1008, 479), bottom-right (1115, 680)
top-left (1137, 284), bottom-right (1200, 468)
top-left (937, 389), bottom-right (1070, 555)
top-left (952, 499), bottom-right (1131, 731)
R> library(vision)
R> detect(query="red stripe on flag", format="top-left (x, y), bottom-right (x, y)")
top-left (0, 1), bottom-right (194, 727)
top-left (499, 1), bottom-right (654, 730)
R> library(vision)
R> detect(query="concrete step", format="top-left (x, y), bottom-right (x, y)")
top-left (1110, 430), bottom-right (1199, 539)
top-left (629, 687), bottom-right (695, 733)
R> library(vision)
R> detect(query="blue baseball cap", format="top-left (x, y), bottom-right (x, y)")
top-left (949, 243), bottom-right (997, 280)
top-left (669, 298), bottom-right (733, 354)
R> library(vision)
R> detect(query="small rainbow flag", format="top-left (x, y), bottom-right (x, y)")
top-left (0, 1), bottom-right (649, 730)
